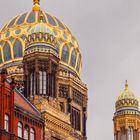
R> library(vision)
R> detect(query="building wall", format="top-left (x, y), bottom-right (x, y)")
top-left (14, 109), bottom-right (44, 140)
top-left (0, 71), bottom-right (44, 140)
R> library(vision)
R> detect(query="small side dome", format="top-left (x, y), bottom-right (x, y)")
top-left (115, 80), bottom-right (139, 112)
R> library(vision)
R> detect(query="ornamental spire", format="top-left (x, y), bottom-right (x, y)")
top-left (125, 80), bottom-right (128, 92)
top-left (40, 10), bottom-right (43, 22)
top-left (32, 0), bottom-right (41, 11)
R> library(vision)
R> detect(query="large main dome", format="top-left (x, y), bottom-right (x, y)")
top-left (0, 9), bottom-right (82, 78)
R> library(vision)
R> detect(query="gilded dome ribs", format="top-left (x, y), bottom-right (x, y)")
top-left (0, 11), bottom-right (82, 80)
top-left (0, 1), bottom-right (88, 140)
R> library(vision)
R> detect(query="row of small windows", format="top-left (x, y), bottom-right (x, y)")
top-left (18, 122), bottom-right (35, 140)
top-left (0, 40), bottom-right (23, 63)
top-left (114, 127), bottom-right (140, 140)
top-left (30, 71), bottom-right (55, 97)
top-left (4, 114), bottom-right (35, 140)
top-left (119, 127), bottom-right (136, 140)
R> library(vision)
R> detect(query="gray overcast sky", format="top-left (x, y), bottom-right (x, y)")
top-left (1, 0), bottom-right (140, 140)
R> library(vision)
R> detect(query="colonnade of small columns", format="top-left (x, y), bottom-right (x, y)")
top-left (114, 128), bottom-right (140, 140)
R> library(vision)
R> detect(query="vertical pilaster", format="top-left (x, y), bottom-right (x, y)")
top-left (117, 131), bottom-right (120, 140)
top-left (126, 129), bottom-right (128, 140)
top-left (138, 130), bottom-right (140, 140)
top-left (114, 133), bottom-right (116, 140)
top-left (36, 71), bottom-right (39, 95)
top-left (134, 129), bottom-right (137, 140)
top-left (56, 75), bottom-right (59, 99)
top-left (28, 72), bottom-right (31, 98)
top-left (10, 78), bottom-right (16, 133)
top-left (83, 107), bottom-right (87, 137)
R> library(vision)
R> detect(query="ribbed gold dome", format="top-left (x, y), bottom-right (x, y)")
top-left (115, 81), bottom-right (139, 111)
top-left (0, 3), bottom-right (82, 80)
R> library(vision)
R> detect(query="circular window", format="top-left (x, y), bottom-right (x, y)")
top-left (15, 29), bottom-right (21, 35)
top-left (5, 31), bottom-right (10, 38)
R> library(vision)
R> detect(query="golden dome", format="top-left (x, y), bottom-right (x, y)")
top-left (115, 81), bottom-right (139, 111)
top-left (0, 2), bottom-right (82, 79)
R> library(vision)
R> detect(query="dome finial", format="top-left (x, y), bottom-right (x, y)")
top-left (32, 0), bottom-right (40, 11)
top-left (40, 10), bottom-right (43, 22)
top-left (125, 80), bottom-right (128, 92)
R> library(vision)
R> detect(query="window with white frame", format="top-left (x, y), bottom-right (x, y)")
top-left (17, 122), bottom-right (22, 137)
top-left (4, 114), bottom-right (9, 132)
top-left (39, 71), bottom-right (47, 95)
top-left (128, 127), bottom-right (134, 140)
top-left (30, 128), bottom-right (35, 140)
top-left (24, 125), bottom-right (29, 140)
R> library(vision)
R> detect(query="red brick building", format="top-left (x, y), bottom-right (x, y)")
top-left (0, 69), bottom-right (44, 140)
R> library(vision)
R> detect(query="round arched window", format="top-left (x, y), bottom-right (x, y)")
top-left (0, 49), bottom-right (3, 64)
top-left (3, 42), bottom-right (11, 61)
top-left (70, 49), bottom-right (77, 67)
top-left (4, 114), bottom-right (9, 132)
top-left (13, 40), bottom-right (23, 58)
top-left (24, 125), bottom-right (29, 140)
top-left (17, 122), bottom-right (23, 137)
top-left (30, 128), bottom-right (35, 140)
top-left (76, 54), bottom-right (81, 72)
top-left (61, 45), bottom-right (69, 63)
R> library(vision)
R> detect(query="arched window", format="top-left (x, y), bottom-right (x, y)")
top-left (18, 122), bottom-right (23, 137)
top-left (120, 127), bottom-right (126, 140)
top-left (3, 42), bottom-right (11, 61)
top-left (70, 49), bottom-right (77, 67)
top-left (71, 107), bottom-right (80, 131)
top-left (61, 45), bottom-right (69, 63)
top-left (130, 127), bottom-right (134, 140)
top-left (24, 125), bottom-right (29, 140)
top-left (76, 54), bottom-right (81, 72)
top-left (30, 128), bottom-right (35, 140)
top-left (13, 40), bottom-right (23, 58)
top-left (128, 127), bottom-right (134, 140)
top-left (39, 71), bottom-right (47, 95)
top-left (4, 114), bottom-right (9, 132)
